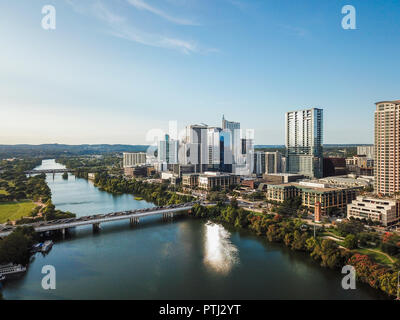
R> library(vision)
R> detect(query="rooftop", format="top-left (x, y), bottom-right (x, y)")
top-left (267, 182), bottom-right (352, 193)
top-left (264, 173), bottom-right (304, 177)
top-left (375, 100), bottom-right (400, 105)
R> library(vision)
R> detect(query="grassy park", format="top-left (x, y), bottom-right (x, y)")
top-left (0, 201), bottom-right (36, 223)
top-left (356, 247), bottom-right (396, 266)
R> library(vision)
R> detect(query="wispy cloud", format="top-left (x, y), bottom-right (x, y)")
top-left (127, 0), bottom-right (199, 26)
top-left (92, 2), bottom-right (126, 24)
top-left (108, 25), bottom-right (199, 54)
top-left (66, 1), bottom-right (205, 54)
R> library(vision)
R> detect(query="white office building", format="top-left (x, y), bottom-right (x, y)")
top-left (347, 196), bottom-right (400, 226)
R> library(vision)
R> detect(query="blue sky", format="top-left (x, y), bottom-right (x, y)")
top-left (0, 0), bottom-right (399, 145)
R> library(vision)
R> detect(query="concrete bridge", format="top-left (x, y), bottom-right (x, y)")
top-left (0, 202), bottom-right (202, 238)
top-left (25, 169), bottom-right (72, 174)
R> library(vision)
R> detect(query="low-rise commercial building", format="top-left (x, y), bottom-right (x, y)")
top-left (171, 164), bottom-right (196, 177)
top-left (198, 172), bottom-right (240, 190)
top-left (182, 173), bottom-right (199, 188)
top-left (302, 175), bottom-right (373, 189)
top-left (347, 196), bottom-right (400, 226)
top-left (124, 166), bottom-right (148, 177)
top-left (263, 173), bottom-right (304, 184)
top-left (266, 182), bottom-right (359, 215)
top-left (161, 172), bottom-right (175, 181)
top-left (241, 178), bottom-right (256, 189)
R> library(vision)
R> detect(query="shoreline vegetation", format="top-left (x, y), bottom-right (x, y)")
top-left (0, 226), bottom-right (36, 266)
top-left (0, 159), bottom-right (76, 268)
top-left (0, 159), bottom-right (75, 225)
top-left (93, 172), bottom-right (193, 205)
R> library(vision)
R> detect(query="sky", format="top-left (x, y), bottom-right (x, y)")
top-left (0, 0), bottom-right (399, 145)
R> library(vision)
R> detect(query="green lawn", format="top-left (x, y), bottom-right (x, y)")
top-left (0, 201), bottom-right (36, 223)
top-left (356, 248), bottom-right (395, 266)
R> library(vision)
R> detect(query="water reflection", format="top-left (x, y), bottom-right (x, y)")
top-left (203, 222), bottom-right (238, 275)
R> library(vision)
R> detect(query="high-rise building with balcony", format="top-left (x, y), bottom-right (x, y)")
top-left (285, 108), bottom-right (323, 178)
top-left (374, 100), bottom-right (400, 195)
top-left (123, 152), bottom-right (147, 167)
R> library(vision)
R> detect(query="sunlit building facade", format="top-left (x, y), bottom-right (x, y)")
top-left (374, 100), bottom-right (400, 195)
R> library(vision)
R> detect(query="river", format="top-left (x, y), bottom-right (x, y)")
top-left (1, 159), bottom-right (387, 299)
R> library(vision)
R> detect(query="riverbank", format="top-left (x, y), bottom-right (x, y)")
top-left (92, 172), bottom-right (193, 206)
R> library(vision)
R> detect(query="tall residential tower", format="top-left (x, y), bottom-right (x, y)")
top-left (285, 108), bottom-right (323, 178)
top-left (374, 100), bottom-right (400, 195)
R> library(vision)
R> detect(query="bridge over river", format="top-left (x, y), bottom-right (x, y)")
top-left (0, 202), bottom-right (205, 238)
top-left (25, 169), bottom-right (72, 174)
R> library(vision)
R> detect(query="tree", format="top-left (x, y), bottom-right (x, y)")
top-left (0, 227), bottom-right (36, 265)
top-left (277, 196), bottom-right (302, 216)
top-left (291, 230), bottom-right (308, 251)
top-left (311, 239), bottom-right (344, 269)
top-left (306, 237), bottom-right (317, 252)
top-left (234, 209), bottom-right (249, 228)
top-left (267, 224), bottom-right (283, 242)
top-left (336, 220), bottom-right (365, 236)
top-left (343, 234), bottom-right (358, 249)
top-left (284, 233), bottom-right (292, 247)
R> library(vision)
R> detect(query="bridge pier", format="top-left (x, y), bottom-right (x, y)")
top-left (92, 223), bottom-right (101, 233)
top-left (163, 212), bottom-right (174, 221)
top-left (60, 228), bottom-right (70, 238)
top-left (130, 217), bottom-right (139, 226)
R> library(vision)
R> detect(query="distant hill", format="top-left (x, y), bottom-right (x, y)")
top-left (0, 143), bottom-right (373, 159)
top-left (0, 144), bottom-right (150, 159)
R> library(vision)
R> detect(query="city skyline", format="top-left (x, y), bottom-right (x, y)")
top-left (1, 0), bottom-right (400, 145)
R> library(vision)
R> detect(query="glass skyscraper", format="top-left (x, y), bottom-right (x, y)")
top-left (285, 108), bottom-right (323, 178)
